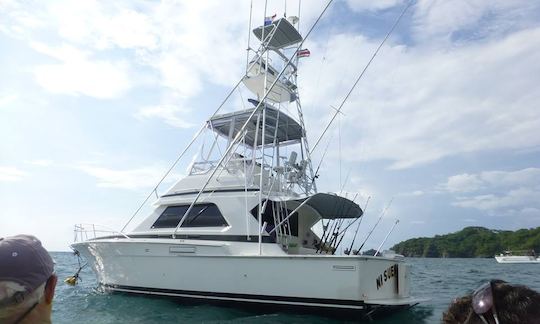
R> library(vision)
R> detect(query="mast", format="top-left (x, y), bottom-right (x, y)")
top-left (121, 2), bottom-right (337, 253)
top-left (244, 11), bottom-right (315, 250)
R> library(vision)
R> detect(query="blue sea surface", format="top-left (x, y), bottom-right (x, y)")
top-left (51, 252), bottom-right (540, 323)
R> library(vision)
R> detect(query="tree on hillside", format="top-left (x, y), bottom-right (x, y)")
top-left (390, 226), bottom-right (540, 258)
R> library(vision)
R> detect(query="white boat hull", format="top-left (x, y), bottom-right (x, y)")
top-left (495, 255), bottom-right (540, 263)
top-left (72, 238), bottom-right (423, 316)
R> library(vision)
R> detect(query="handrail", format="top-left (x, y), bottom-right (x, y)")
top-left (74, 223), bottom-right (131, 242)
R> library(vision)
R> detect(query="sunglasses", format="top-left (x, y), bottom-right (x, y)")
top-left (471, 281), bottom-right (500, 324)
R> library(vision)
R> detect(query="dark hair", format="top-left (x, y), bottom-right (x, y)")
top-left (442, 280), bottom-right (540, 324)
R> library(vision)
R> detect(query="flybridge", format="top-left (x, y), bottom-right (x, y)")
top-left (208, 99), bottom-right (303, 147)
top-left (242, 17), bottom-right (305, 104)
top-left (185, 12), bottom-right (318, 198)
top-left (253, 17), bottom-right (303, 49)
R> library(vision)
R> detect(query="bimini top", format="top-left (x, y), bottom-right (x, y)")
top-left (208, 99), bottom-right (303, 147)
top-left (253, 18), bottom-right (303, 49)
top-left (281, 193), bottom-right (363, 219)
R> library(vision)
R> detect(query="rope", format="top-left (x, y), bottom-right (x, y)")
top-left (246, 0), bottom-right (253, 73)
top-left (64, 250), bottom-right (88, 286)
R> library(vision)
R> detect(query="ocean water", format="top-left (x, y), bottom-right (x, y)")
top-left (51, 252), bottom-right (540, 323)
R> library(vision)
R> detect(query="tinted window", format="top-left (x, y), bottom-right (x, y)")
top-left (152, 204), bottom-right (228, 228)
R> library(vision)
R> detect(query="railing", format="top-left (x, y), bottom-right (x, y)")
top-left (73, 224), bottom-right (130, 242)
top-left (189, 161), bottom-right (218, 175)
top-left (189, 157), bottom-right (254, 175)
top-left (188, 156), bottom-right (304, 196)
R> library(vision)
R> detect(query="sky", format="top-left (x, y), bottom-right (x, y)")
top-left (1, 0), bottom-right (540, 252)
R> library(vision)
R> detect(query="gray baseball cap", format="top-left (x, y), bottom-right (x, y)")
top-left (0, 235), bottom-right (54, 296)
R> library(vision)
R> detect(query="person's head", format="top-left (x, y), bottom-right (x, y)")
top-left (0, 235), bottom-right (57, 324)
top-left (443, 279), bottom-right (540, 324)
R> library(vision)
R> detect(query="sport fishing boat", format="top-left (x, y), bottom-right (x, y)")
top-left (71, 5), bottom-right (425, 319)
top-left (495, 250), bottom-right (540, 264)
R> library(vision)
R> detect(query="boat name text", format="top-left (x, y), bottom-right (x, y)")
top-left (376, 264), bottom-right (398, 290)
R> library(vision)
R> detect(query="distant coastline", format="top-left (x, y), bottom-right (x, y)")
top-left (391, 226), bottom-right (540, 258)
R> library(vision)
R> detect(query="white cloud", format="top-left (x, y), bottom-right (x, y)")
top-left (444, 168), bottom-right (540, 193)
top-left (48, 1), bottom-right (158, 50)
top-left (398, 190), bottom-right (424, 197)
top-left (413, 0), bottom-right (490, 41)
top-left (443, 168), bottom-right (540, 215)
top-left (412, 0), bottom-right (540, 43)
top-left (25, 159), bottom-right (54, 167)
top-left (453, 188), bottom-right (540, 211)
top-left (479, 168), bottom-right (540, 188)
top-left (135, 105), bottom-right (195, 129)
top-left (30, 42), bottom-right (131, 99)
top-left (0, 166), bottom-right (28, 182)
top-left (445, 174), bottom-right (484, 193)
top-left (301, 25), bottom-right (540, 169)
top-left (347, 0), bottom-right (404, 12)
top-left (0, 0), bottom-right (46, 38)
top-left (1, 1), bottom-right (330, 108)
top-left (76, 164), bottom-right (168, 190)
top-left (0, 92), bottom-right (18, 108)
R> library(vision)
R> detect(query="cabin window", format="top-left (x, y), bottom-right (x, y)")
top-left (151, 204), bottom-right (228, 228)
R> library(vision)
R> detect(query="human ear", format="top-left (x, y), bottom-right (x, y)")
top-left (44, 275), bottom-right (57, 304)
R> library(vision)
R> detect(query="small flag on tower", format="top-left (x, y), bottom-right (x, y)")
top-left (297, 48), bottom-right (311, 58)
top-left (264, 14), bottom-right (277, 26)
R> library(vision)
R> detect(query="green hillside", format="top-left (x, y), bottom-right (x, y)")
top-left (390, 226), bottom-right (540, 258)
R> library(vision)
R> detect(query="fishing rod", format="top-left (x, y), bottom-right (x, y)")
top-left (319, 166), bottom-right (356, 254)
top-left (333, 217), bottom-right (358, 254)
top-left (356, 198), bottom-right (393, 254)
top-left (327, 207), bottom-right (347, 252)
top-left (329, 162), bottom-right (361, 250)
top-left (374, 219), bottom-right (400, 256)
top-left (311, 138), bottom-right (332, 252)
top-left (345, 196), bottom-right (370, 254)
top-left (326, 167), bottom-right (354, 251)
top-left (316, 217), bottom-right (332, 253)
top-left (333, 219), bottom-right (352, 254)
top-left (328, 218), bottom-right (345, 252)
top-left (319, 199), bottom-right (351, 254)
top-left (333, 195), bottom-right (370, 240)
top-left (316, 179), bottom-right (352, 253)
top-left (319, 209), bottom-right (344, 253)
top-left (331, 193), bottom-right (359, 253)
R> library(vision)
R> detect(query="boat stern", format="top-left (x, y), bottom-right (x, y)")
top-left (357, 258), bottom-right (425, 307)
